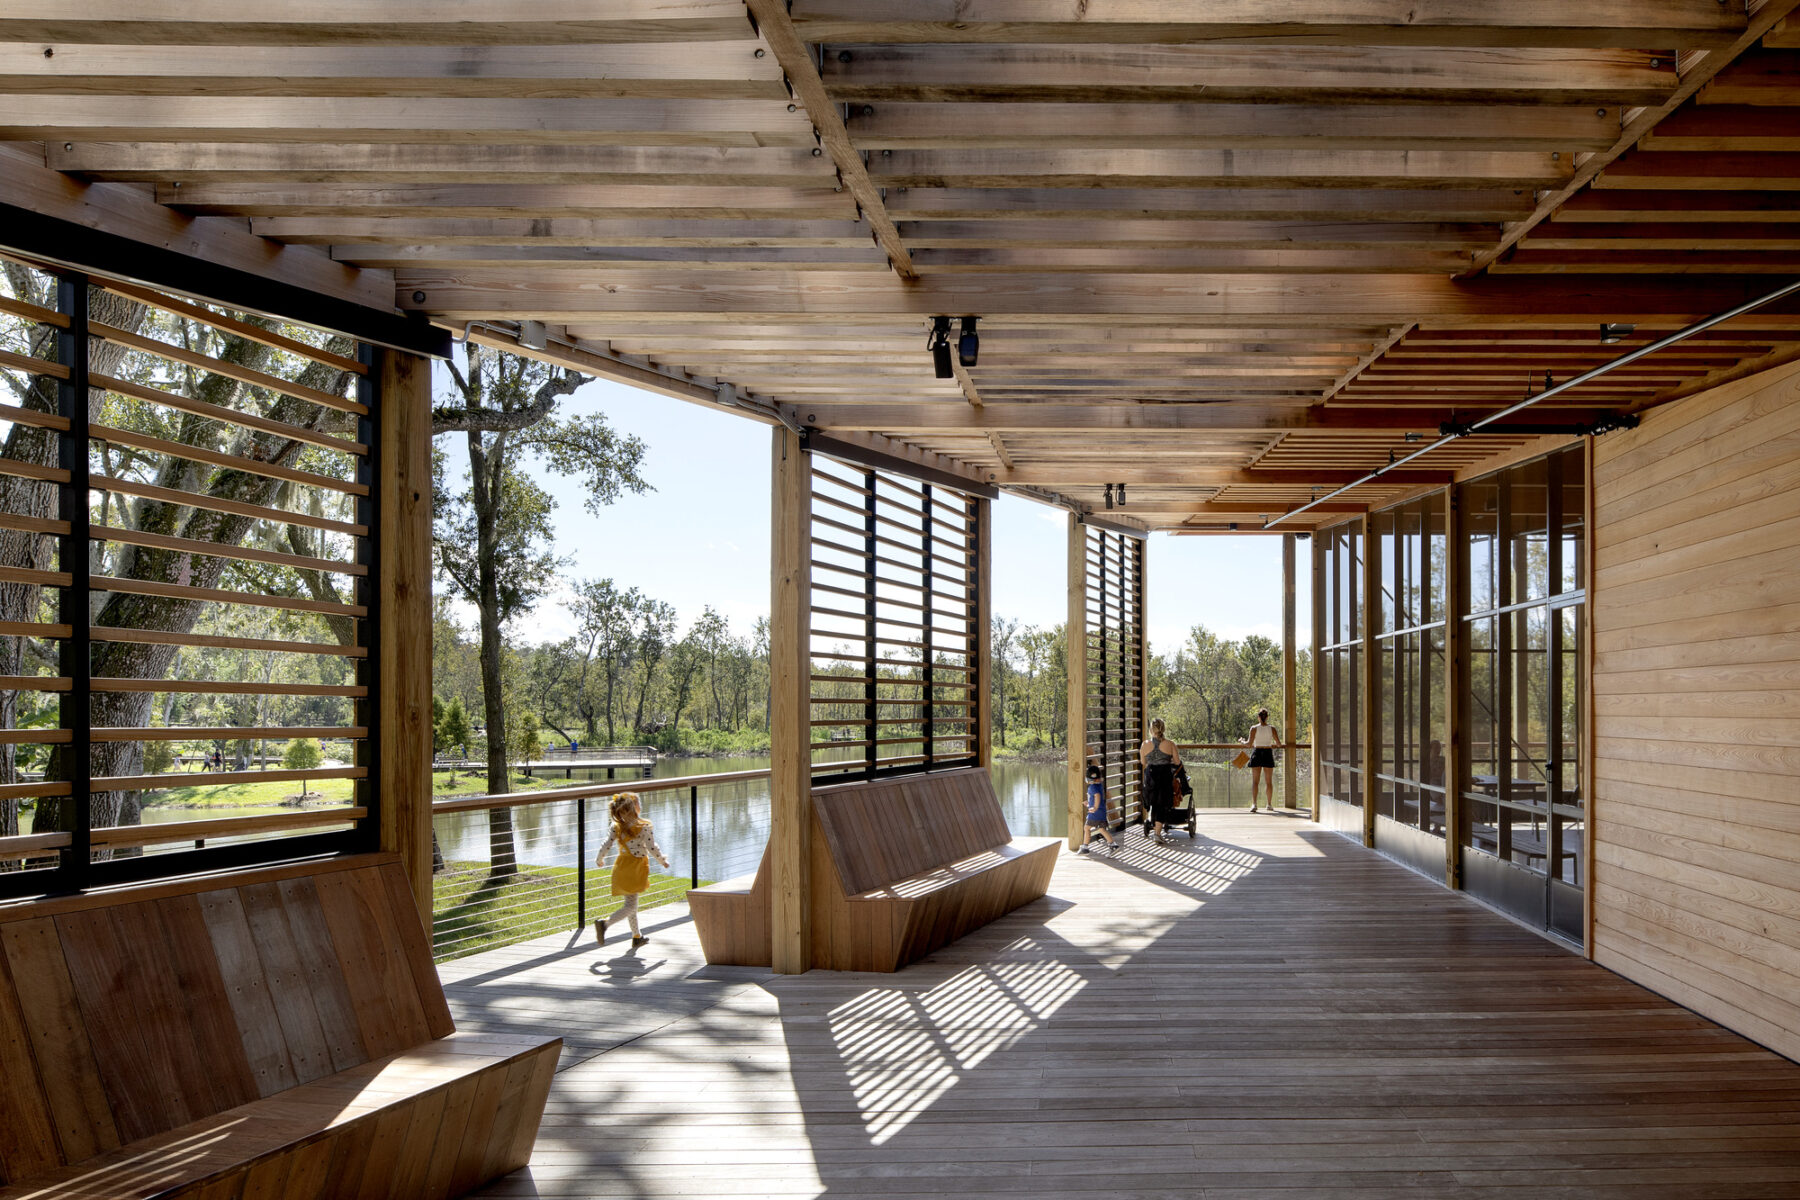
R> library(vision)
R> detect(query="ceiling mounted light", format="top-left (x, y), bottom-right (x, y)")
top-left (1104, 483), bottom-right (1114, 510)
top-left (1115, 482), bottom-right (1126, 506)
top-left (958, 316), bottom-right (980, 367)
top-left (928, 316), bottom-right (953, 379)
top-left (1599, 322), bottom-right (1635, 344)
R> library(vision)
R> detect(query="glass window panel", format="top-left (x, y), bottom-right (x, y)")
top-left (1507, 456), bottom-right (1551, 605)
top-left (1559, 447), bottom-right (1585, 596)
top-left (1466, 614), bottom-right (1499, 804)
top-left (1465, 479), bottom-right (1499, 614)
top-left (1559, 604), bottom-right (1582, 809)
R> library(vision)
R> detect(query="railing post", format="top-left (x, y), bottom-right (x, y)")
top-left (690, 784), bottom-right (699, 889)
top-left (577, 797), bottom-right (587, 930)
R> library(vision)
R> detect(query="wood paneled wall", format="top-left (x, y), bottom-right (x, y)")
top-left (1592, 358), bottom-right (1800, 1063)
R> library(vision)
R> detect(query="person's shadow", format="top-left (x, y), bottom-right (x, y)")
top-left (588, 944), bottom-right (666, 985)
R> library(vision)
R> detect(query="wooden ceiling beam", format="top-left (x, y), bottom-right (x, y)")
top-left (899, 219), bottom-right (1499, 250)
top-left (868, 148), bottom-right (1575, 190)
top-left (1466, 0), bottom-right (1800, 273)
top-left (158, 184), bottom-right (859, 220)
top-left (0, 1), bottom-right (757, 45)
top-left (249, 217), bottom-right (871, 246)
top-left (887, 187), bottom-right (1537, 222)
top-left (0, 97), bottom-right (815, 146)
top-left (1640, 104), bottom-right (1800, 150)
top-left (846, 101), bottom-right (1620, 150)
top-left (911, 247), bottom-right (1475, 272)
top-left (980, 465), bottom-right (1451, 487)
top-left (793, 402), bottom-right (1613, 433)
top-left (1555, 189), bottom-right (1800, 220)
top-left (787, 2), bottom-right (1746, 50)
top-left (394, 270), bottom-right (1790, 321)
top-left (1597, 151), bottom-right (1800, 189)
top-left (47, 143), bottom-right (838, 187)
top-left (819, 44), bottom-right (1675, 103)
top-left (744, 0), bottom-right (915, 280)
top-left (1524, 222), bottom-right (1800, 250)
top-left (1492, 251), bottom-right (1800, 274)
top-left (0, 41), bottom-right (783, 99)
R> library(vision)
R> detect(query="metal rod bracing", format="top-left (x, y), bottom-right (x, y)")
top-left (1265, 277), bottom-right (1800, 530)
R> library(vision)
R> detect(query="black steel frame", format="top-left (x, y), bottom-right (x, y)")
top-left (0, 261), bottom-right (382, 900)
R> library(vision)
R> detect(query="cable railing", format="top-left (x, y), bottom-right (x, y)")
top-left (430, 768), bottom-right (771, 961)
top-left (1172, 743), bottom-right (1314, 810)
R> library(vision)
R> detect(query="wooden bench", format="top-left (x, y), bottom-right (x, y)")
top-left (0, 853), bottom-right (560, 1199)
top-left (691, 767), bottom-right (1061, 972)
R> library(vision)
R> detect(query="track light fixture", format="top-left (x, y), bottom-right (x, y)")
top-left (928, 316), bottom-right (953, 379)
top-left (958, 316), bottom-right (980, 367)
top-left (1598, 322), bottom-right (1635, 344)
top-left (1115, 482), bottom-right (1126, 506)
top-left (1104, 483), bottom-right (1114, 510)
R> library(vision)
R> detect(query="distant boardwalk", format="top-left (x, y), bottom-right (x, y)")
top-left (438, 746), bottom-right (659, 778)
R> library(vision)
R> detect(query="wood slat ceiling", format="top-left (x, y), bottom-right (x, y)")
top-left (6, 0), bottom-right (1800, 530)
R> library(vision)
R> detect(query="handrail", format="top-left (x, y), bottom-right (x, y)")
top-left (432, 767), bottom-right (771, 815)
top-left (0, 832), bottom-right (71, 862)
top-left (1173, 742), bottom-right (1314, 751)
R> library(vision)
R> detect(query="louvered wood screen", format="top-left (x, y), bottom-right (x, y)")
top-left (0, 257), bottom-right (377, 897)
top-left (1084, 527), bottom-right (1146, 825)
top-left (809, 455), bottom-right (979, 781)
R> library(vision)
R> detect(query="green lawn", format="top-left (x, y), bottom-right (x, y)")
top-left (142, 774), bottom-right (357, 809)
top-left (431, 860), bottom-right (700, 961)
top-left (431, 770), bottom-right (552, 798)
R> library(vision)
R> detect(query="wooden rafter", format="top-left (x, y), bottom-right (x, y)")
top-left (744, 0), bottom-right (916, 280)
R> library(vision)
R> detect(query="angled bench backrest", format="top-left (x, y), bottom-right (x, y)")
top-left (811, 767), bottom-right (1014, 895)
top-left (0, 853), bottom-right (449, 1184)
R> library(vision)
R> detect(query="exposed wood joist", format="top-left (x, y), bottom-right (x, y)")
top-left (743, 0), bottom-right (915, 280)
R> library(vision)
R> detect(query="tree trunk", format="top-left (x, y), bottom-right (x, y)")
top-left (468, 428), bottom-right (518, 881)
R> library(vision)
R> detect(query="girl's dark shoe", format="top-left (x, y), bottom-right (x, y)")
top-left (632, 933), bottom-right (651, 946)
top-left (594, 919), bottom-right (607, 943)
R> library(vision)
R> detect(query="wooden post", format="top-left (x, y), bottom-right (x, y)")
top-left (974, 496), bottom-right (994, 770)
top-left (1066, 513), bottom-right (1088, 849)
top-left (1310, 530), bottom-right (1325, 822)
top-left (1282, 533), bottom-right (1298, 810)
top-left (1361, 514), bottom-right (1379, 848)
top-left (769, 427), bottom-right (812, 974)
top-left (376, 348), bottom-right (434, 929)
top-left (1443, 486), bottom-right (1464, 890)
top-left (1136, 537), bottom-right (1150, 823)
top-left (1581, 436), bottom-right (1597, 958)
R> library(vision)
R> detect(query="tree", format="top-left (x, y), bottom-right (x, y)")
top-left (568, 578), bottom-right (635, 743)
top-left (990, 617), bottom-right (1019, 748)
top-left (142, 741), bottom-right (176, 776)
top-left (437, 697), bottom-right (473, 782)
top-left (282, 737), bottom-right (323, 802)
top-left (510, 708), bottom-right (541, 771)
top-left (632, 598), bottom-right (678, 738)
top-left (432, 342), bottom-right (647, 878)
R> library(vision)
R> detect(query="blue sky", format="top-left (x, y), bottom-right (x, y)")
top-left (433, 368), bottom-right (1310, 655)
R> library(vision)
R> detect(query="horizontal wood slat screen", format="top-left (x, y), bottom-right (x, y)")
top-left (809, 454), bottom-right (979, 782)
top-left (1084, 527), bottom-right (1145, 825)
top-left (0, 254), bottom-right (378, 895)
top-left (1591, 359), bottom-right (1800, 1064)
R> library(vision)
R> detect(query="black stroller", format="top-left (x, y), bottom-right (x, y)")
top-left (1142, 762), bottom-right (1198, 839)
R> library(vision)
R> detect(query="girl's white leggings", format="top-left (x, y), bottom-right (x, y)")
top-left (617, 893), bottom-right (640, 935)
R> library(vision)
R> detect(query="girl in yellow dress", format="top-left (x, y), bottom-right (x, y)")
top-left (595, 792), bottom-right (669, 946)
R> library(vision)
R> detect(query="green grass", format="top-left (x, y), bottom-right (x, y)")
top-left (142, 775), bottom-right (357, 809)
top-left (431, 770), bottom-right (552, 798)
top-left (430, 860), bottom-right (703, 961)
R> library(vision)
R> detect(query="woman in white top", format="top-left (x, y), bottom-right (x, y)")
top-left (1242, 708), bottom-right (1281, 813)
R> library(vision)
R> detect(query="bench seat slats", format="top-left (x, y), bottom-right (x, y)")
top-left (0, 855), bottom-right (560, 1199)
top-left (691, 767), bottom-right (1060, 973)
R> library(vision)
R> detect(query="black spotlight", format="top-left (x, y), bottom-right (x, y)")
top-left (958, 316), bottom-right (979, 367)
top-left (1115, 482), bottom-right (1126, 506)
top-left (1599, 322), bottom-right (1635, 345)
top-left (1104, 483), bottom-right (1114, 510)
top-left (929, 316), bottom-right (953, 379)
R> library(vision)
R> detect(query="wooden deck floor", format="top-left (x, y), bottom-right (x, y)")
top-left (440, 812), bottom-right (1800, 1199)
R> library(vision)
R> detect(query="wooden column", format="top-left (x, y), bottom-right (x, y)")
top-left (1360, 514), bottom-right (1379, 848)
top-left (1443, 486), bottom-right (1464, 890)
top-left (1282, 533), bottom-right (1298, 810)
top-left (1581, 436), bottom-right (1597, 958)
top-left (1310, 531), bottom-right (1325, 821)
top-left (769, 427), bottom-right (812, 974)
top-left (1065, 514), bottom-right (1088, 849)
top-left (974, 497), bottom-right (994, 770)
top-left (376, 348), bottom-right (434, 928)
top-left (1137, 536), bottom-right (1150, 820)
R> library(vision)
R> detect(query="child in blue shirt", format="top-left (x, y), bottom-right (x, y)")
top-left (1075, 762), bottom-right (1119, 854)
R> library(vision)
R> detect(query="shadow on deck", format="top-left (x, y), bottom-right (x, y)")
top-left (441, 812), bottom-right (1800, 1199)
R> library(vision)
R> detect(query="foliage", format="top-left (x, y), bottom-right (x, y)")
top-left (436, 696), bottom-right (473, 755)
top-left (282, 737), bottom-right (323, 772)
top-left (510, 708), bottom-right (541, 768)
top-left (141, 741), bottom-right (176, 775)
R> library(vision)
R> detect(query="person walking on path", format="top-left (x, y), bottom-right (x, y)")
top-left (1242, 709), bottom-right (1282, 813)
top-left (595, 792), bottom-right (669, 947)
top-left (1139, 718), bottom-right (1183, 844)
top-left (1075, 762), bottom-right (1119, 854)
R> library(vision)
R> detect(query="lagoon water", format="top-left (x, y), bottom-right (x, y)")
top-left (432, 752), bottom-right (1307, 880)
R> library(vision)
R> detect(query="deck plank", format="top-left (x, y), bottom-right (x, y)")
top-left (446, 813), bottom-right (1800, 1198)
